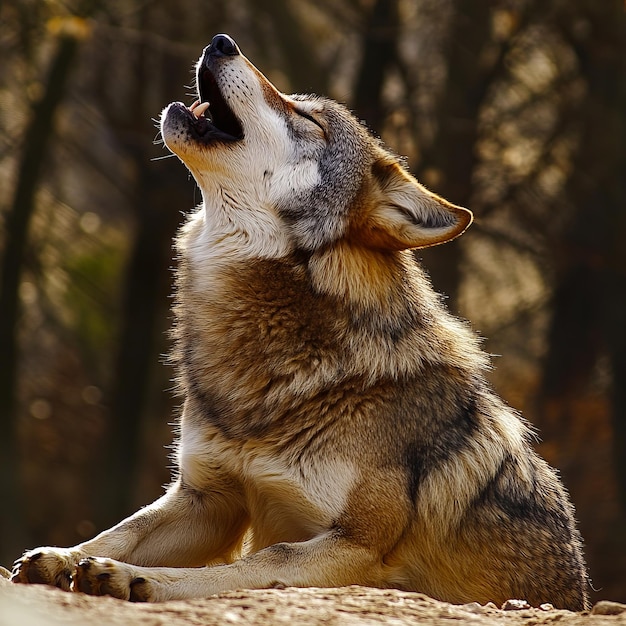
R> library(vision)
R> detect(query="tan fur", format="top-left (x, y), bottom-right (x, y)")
top-left (12, 34), bottom-right (588, 610)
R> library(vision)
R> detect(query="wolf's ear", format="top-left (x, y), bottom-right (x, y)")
top-left (359, 160), bottom-right (473, 250)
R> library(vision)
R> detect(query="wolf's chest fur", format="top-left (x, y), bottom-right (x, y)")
top-left (177, 396), bottom-right (360, 551)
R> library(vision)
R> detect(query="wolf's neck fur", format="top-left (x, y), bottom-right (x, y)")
top-left (179, 188), bottom-right (292, 265)
top-left (174, 204), bottom-right (489, 404)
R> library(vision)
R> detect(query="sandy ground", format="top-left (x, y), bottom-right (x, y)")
top-left (1, 572), bottom-right (625, 626)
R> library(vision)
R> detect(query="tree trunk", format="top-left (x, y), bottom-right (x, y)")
top-left (0, 33), bottom-right (80, 564)
top-left (99, 164), bottom-right (184, 527)
top-left (417, 2), bottom-right (494, 312)
top-left (540, 0), bottom-right (626, 511)
top-left (352, 0), bottom-right (400, 136)
top-left (94, 5), bottom-right (189, 528)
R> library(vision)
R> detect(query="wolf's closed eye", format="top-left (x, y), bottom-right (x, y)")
top-left (295, 109), bottom-right (325, 134)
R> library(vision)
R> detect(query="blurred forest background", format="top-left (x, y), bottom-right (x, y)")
top-left (1, 0), bottom-right (625, 602)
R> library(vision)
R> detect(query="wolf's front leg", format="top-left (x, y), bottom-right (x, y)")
top-left (70, 531), bottom-right (385, 602)
top-left (11, 479), bottom-right (248, 590)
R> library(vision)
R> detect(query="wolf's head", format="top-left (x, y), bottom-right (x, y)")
top-left (161, 34), bottom-right (471, 255)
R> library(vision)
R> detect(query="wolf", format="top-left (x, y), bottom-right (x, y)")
top-left (12, 33), bottom-right (589, 610)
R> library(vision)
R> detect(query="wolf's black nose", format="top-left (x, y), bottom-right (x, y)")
top-left (208, 34), bottom-right (240, 57)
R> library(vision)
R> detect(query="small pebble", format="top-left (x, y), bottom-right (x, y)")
top-left (591, 601), bottom-right (626, 616)
top-left (501, 599), bottom-right (531, 611)
top-left (461, 602), bottom-right (485, 614)
top-left (539, 603), bottom-right (555, 611)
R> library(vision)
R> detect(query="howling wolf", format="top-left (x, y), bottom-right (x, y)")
top-left (12, 33), bottom-right (588, 610)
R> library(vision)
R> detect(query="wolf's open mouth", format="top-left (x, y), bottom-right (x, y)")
top-left (188, 69), bottom-right (243, 143)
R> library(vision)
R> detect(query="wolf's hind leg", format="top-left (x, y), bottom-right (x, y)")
top-left (11, 479), bottom-right (248, 590)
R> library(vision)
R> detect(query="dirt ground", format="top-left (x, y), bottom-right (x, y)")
top-left (1, 572), bottom-right (625, 626)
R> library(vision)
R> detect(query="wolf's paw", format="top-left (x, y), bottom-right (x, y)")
top-left (72, 557), bottom-right (152, 602)
top-left (11, 547), bottom-right (76, 590)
